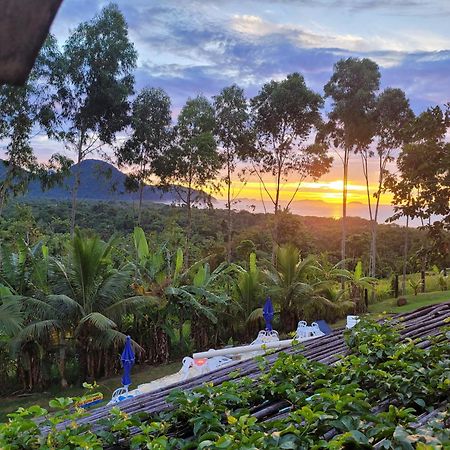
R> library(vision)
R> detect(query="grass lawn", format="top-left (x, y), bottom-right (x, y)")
top-left (0, 361), bottom-right (180, 421)
top-left (369, 290), bottom-right (450, 314)
top-left (330, 289), bottom-right (450, 329)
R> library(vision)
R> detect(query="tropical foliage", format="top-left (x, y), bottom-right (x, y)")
top-left (1, 320), bottom-right (448, 448)
top-left (0, 223), bottom-right (384, 394)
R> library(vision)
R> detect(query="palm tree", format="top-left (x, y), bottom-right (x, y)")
top-left (0, 241), bottom-right (52, 390)
top-left (233, 252), bottom-right (264, 340)
top-left (266, 244), bottom-right (353, 331)
top-left (16, 230), bottom-right (149, 386)
top-left (265, 244), bottom-right (317, 332)
top-left (0, 285), bottom-right (23, 336)
top-left (340, 261), bottom-right (376, 313)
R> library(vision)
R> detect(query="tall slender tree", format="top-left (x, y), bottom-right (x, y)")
top-left (386, 105), bottom-right (450, 284)
top-left (52, 4), bottom-right (137, 233)
top-left (362, 88), bottom-right (413, 277)
top-left (321, 58), bottom-right (380, 268)
top-left (213, 85), bottom-right (252, 262)
top-left (156, 95), bottom-right (221, 266)
top-left (117, 87), bottom-right (172, 225)
top-left (250, 73), bottom-right (331, 261)
top-left (0, 37), bottom-right (70, 215)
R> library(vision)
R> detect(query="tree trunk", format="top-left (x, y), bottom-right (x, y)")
top-left (341, 149), bottom-right (349, 289)
top-left (402, 215), bottom-right (409, 295)
top-left (341, 150), bottom-right (349, 265)
top-left (185, 185), bottom-right (192, 268)
top-left (370, 219), bottom-right (377, 277)
top-left (149, 323), bottom-right (169, 364)
top-left (138, 181), bottom-right (144, 225)
top-left (226, 158), bottom-right (232, 263)
top-left (280, 306), bottom-right (297, 335)
top-left (58, 334), bottom-right (68, 388)
top-left (271, 159), bottom-right (282, 263)
top-left (191, 314), bottom-right (210, 352)
top-left (0, 191), bottom-right (6, 218)
top-left (70, 138), bottom-right (84, 235)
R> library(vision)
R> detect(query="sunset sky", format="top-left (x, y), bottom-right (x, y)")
top-left (23, 1), bottom-right (450, 218)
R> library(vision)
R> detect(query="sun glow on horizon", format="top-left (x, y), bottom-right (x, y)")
top-left (214, 179), bottom-right (393, 206)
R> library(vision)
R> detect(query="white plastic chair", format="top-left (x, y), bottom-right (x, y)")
top-left (346, 315), bottom-right (360, 329)
top-left (250, 329), bottom-right (280, 345)
top-left (108, 386), bottom-right (142, 405)
top-left (295, 321), bottom-right (325, 340)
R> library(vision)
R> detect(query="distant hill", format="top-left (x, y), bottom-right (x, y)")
top-left (1, 159), bottom-right (206, 204)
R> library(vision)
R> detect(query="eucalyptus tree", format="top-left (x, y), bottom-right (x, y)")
top-left (52, 4), bottom-right (137, 233)
top-left (321, 58), bottom-right (380, 267)
top-left (364, 88), bottom-right (414, 277)
top-left (156, 95), bottom-right (221, 266)
top-left (250, 73), bottom-right (331, 261)
top-left (213, 85), bottom-right (252, 262)
top-left (386, 105), bottom-right (450, 292)
top-left (0, 37), bottom-right (71, 216)
top-left (117, 87), bottom-right (172, 225)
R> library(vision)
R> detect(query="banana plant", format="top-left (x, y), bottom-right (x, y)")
top-left (130, 227), bottom-right (235, 358)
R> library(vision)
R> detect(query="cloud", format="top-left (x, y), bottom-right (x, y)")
top-left (49, 0), bottom-right (450, 115)
top-left (230, 14), bottom-right (450, 55)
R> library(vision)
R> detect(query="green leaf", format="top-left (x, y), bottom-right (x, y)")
top-left (133, 227), bottom-right (149, 263)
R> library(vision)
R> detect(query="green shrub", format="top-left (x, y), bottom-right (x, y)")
top-left (1, 321), bottom-right (449, 448)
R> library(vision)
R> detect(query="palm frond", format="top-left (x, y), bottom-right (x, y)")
top-left (76, 312), bottom-right (117, 335)
top-left (13, 319), bottom-right (61, 345)
top-left (46, 294), bottom-right (85, 318)
top-left (91, 328), bottom-right (143, 353)
top-left (247, 307), bottom-right (263, 324)
top-left (0, 298), bottom-right (24, 336)
top-left (104, 295), bottom-right (165, 317)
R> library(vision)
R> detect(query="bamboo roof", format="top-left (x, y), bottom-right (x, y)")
top-left (75, 301), bottom-right (450, 435)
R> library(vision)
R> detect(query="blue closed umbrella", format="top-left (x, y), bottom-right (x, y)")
top-left (121, 335), bottom-right (135, 387)
top-left (263, 297), bottom-right (274, 331)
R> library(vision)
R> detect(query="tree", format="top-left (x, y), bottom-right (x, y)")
top-left (156, 95), bottom-right (221, 266)
top-left (0, 285), bottom-right (23, 337)
top-left (213, 85), bottom-right (252, 262)
top-left (341, 260), bottom-right (376, 313)
top-left (15, 231), bottom-right (148, 386)
top-left (265, 244), bottom-right (325, 332)
top-left (232, 252), bottom-right (263, 340)
top-left (250, 73), bottom-right (331, 260)
top-left (386, 105), bottom-right (450, 289)
top-left (363, 88), bottom-right (414, 278)
top-left (130, 227), bottom-right (230, 361)
top-left (0, 37), bottom-right (71, 216)
top-left (52, 4), bottom-right (137, 233)
top-left (321, 58), bottom-right (380, 268)
top-left (117, 88), bottom-right (172, 225)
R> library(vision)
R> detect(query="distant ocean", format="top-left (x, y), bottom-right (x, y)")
top-left (211, 198), bottom-right (435, 227)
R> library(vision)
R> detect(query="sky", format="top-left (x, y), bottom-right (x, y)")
top-left (17, 1), bottom-right (450, 219)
